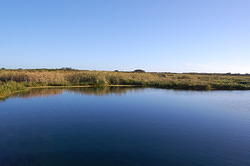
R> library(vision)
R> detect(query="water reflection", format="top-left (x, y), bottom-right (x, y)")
top-left (1, 88), bottom-right (250, 166)
top-left (15, 88), bottom-right (64, 98)
top-left (11, 87), bottom-right (143, 99)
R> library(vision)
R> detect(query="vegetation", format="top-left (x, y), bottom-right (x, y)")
top-left (133, 69), bottom-right (146, 73)
top-left (0, 69), bottom-right (250, 99)
top-left (0, 81), bottom-right (27, 99)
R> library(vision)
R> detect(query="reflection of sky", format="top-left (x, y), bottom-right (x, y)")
top-left (0, 88), bottom-right (250, 165)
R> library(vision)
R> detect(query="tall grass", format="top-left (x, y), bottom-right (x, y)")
top-left (0, 69), bottom-right (250, 98)
top-left (0, 81), bottom-right (27, 99)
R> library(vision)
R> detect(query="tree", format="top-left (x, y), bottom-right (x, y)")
top-left (133, 69), bottom-right (146, 73)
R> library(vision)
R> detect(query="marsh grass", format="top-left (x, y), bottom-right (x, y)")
top-left (0, 69), bottom-right (250, 98)
top-left (0, 81), bottom-right (27, 99)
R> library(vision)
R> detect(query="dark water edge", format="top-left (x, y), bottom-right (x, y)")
top-left (0, 87), bottom-right (250, 166)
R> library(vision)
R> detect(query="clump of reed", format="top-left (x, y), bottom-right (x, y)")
top-left (0, 81), bottom-right (27, 99)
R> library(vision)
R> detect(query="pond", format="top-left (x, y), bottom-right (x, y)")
top-left (0, 87), bottom-right (250, 166)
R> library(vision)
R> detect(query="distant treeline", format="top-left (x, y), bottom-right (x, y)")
top-left (1, 68), bottom-right (249, 75)
top-left (1, 69), bottom-right (250, 99)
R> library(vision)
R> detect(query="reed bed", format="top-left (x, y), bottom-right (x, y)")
top-left (0, 69), bottom-right (250, 98)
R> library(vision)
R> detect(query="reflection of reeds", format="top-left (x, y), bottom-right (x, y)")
top-left (66, 87), bottom-right (144, 96)
top-left (14, 88), bottom-right (64, 98)
top-left (10, 87), bottom-right (143, 99)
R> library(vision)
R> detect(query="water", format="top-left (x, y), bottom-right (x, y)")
top-left (0, 87), bottom-right (250, 166)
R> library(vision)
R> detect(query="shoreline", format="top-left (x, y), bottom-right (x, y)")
top-left (1, 84), bottom-right (250, 101)
top-left (1, 70), bottom-right (250, 97)
top-left (1, 70), bottom-right (250, 100)
top-left (29, 85), bottom-right (138, 89)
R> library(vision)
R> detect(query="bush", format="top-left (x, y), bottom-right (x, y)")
top-left (133, 69), bottom-right (146, 73)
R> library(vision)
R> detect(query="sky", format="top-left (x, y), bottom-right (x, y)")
top-left (0, 0), bottom-right (249, 73)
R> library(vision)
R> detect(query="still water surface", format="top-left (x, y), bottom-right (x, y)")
top-left (0, 87), bottom-right (250, 166)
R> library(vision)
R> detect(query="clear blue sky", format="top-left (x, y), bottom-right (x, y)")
top-left (0, 0), bottom-right (249, 73)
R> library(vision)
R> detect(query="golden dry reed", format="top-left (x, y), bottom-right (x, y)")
top-left (1, 69), bottom-right (250, 98)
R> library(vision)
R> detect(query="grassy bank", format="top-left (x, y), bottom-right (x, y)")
top-left (0, 69), bottom-right (250, 98)
top-left (0, 81), bottom-right (27, 99)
